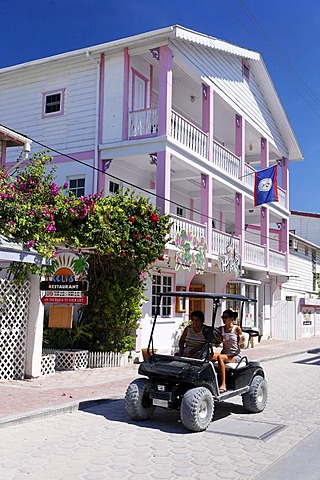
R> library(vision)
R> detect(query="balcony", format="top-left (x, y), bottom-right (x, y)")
top-left (168, 217), bottom-right (287, 274)
top-left (129, 108), bottom-right (286, 199)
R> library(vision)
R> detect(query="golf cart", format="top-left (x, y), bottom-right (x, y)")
top-left (125, 292), bottom-right (268, 432)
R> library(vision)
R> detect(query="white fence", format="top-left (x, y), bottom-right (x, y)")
top-left (0, 279), bottom-right (30, 380)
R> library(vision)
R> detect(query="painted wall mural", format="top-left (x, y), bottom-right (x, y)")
top-left (174, 230), bottom-right (207, 274)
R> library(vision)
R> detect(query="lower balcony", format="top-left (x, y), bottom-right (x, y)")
top-left (168, 216), bottom-right (287, 274)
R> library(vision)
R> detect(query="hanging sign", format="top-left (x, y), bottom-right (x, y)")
top-left (218, 242), bottom-right (242, 276)
top-left (41, 252), bottom-right (89, 305)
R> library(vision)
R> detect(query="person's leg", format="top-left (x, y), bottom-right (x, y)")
top-left (217, 354), bottom-right (230, 392)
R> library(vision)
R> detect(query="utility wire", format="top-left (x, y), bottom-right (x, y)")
top-left (222, 0), bottom-right (320, 119)
top-left (10, 131), bottom-right (284, 245)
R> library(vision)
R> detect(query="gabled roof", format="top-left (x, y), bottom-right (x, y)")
top-left (0, 25), bottom-right (302, 161)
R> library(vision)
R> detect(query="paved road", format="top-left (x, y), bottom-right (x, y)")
top-left (0, 350), bottom-right (319, 480)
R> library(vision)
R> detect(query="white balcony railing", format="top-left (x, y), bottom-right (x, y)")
top-left (212, 141), bottom-right (241, 179)
top-left (171, 111), bottom-right (207, 158)
top-left (169, 216), bottom-right (206, 242)
top-left (129, 108), bottom-right (158, 137)
top-left (244, 241), bottom-right (265, 266)
top-left (269, 249), bottom-right (286, 272)
top-left (212, 230), bottom-right (240, 256)
top-left (243, 163), bottom-right (255, 189)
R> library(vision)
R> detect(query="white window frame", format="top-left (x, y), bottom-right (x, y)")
top-left (151, 272), bottom-right (174, 318)
top-left (109, 180), bottom-right (120, 194)
top-left (242, 61), bottom-right (250, 82)
top-left (131, 69), bottom-right (148, 112)
top-left (68, 176), bottom-right (85, 198)
top-left (42, 88), bottom-right (65, 118)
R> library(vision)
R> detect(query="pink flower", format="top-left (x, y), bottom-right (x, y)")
top-left (27, 240), bottom-right (35, 248)
top-left (29, 209), bottom-right (35, 215)
top-left (150, 213), bottom-right (159, 222)
top-left (134, 233), bottom-right (141, 238)
top-left (129, 216), bottom-right (135, 223)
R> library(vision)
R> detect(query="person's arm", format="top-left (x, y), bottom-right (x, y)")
top-left (215, 326), bottom-right (223, 347)
top-left (178, 327), bottom-right (188, 354)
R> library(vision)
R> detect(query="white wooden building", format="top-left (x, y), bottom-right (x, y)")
top-left (0, 25), bottom-right (307, 353)
top-left (290, 211), bottom-right (320, 247)
top-left (274, 232), bottom-right (320, 340)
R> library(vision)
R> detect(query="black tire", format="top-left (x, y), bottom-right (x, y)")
top-left (180, 387), bottom-right (214, 432)
top-left (125, 378), bottom-right (155, 420)
top-left (242, 375), bottom-right (268, 413)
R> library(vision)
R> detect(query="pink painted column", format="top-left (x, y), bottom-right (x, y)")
top-left (97, 53), bottom-right (106, 194)
top-left (0, 141), bottom-right (6, 167)
top-left (260, 137), bottom-right (269, 268)
top-left (158, 45), bottom-right (173, 136)
top-left (281, 157), bottom-right (289, 209)
top-left (235, 192), bottom-right (244, 256)
top-left (201, 84), bottom-right (214, 254)
top-left (201, 174), bottom-right (212, 254)
top-left (235, 114), bottom-right (245, 258)
top-left (156, 149), bottom-right (171, 214)
top-left (189, 198), bottom-right (194, 221)
top-left (122, 47), bottom-right (130, 140)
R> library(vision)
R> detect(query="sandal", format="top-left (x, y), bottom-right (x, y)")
top-left (219, 387), bottom-right (227, 393)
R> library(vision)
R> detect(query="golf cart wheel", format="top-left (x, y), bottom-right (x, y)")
top-left (242, 375), bottom-right (268, 413)
top-left (180, 387), bottom-right (214, 432)
top-left (125, 378), bottom-right (155, 420)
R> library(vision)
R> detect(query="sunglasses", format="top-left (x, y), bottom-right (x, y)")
top-left (221, 316), bottom-right (230, 319)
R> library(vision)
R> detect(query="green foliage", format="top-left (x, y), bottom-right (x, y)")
top-left (0, 152), bottom-right (172, 352)
top-left (80, 255), bottom-right (146, 353)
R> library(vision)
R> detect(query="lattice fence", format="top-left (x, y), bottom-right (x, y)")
top-left (43, 349), bottom-right (89, 370)
top-left (0, 279), bottom-right (30, 380)
top-left (41, 354), bottom-right (56, 377)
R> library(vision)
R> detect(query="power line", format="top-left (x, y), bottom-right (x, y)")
top-left (11, 131), bottom-right (285, 245)
top-left (223, 0), bottom-right (320, 119)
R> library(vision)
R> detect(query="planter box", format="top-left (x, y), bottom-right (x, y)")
top-left (42, 349), bottom-right (89, 371)
top-left (41, 354), bottom-right (56, 377)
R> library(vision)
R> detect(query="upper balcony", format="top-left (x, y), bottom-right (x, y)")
top-left (129, 108), bottom-right (287, 209)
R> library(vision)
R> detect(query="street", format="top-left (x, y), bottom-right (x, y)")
top-left (0, 350), bottom-right (319, 480)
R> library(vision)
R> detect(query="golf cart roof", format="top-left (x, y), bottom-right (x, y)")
top-left (158, 291), bottom-right (256, 302)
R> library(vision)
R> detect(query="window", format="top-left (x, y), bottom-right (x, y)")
top-left (109, 181), bottom-right (120, 194)
top-left (305, 246), bottom-right (309, 256)
top-left (68, 177), bottom-right (85, 198)
top-left (176, 207), bottom-right (184, 217)
top-left (242, 61), bottom-right (250, 81)
top-left (42, 89), bottom-right (65, 117)
top-left (132, 69), bottom-right (148, 111)
top-left (152, 273), bottom-right (173, 317)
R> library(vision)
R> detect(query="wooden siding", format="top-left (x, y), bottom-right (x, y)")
top-left (287, 247), bottom-right (315, 293)
top-left (170, 39), bottom-right (287, 154)
top-left (290, 216), bottom-right (320, 248)
top-left (0, 57), bottom-right (97, 162)
top-left (104, 54), bottom-right (125, 143)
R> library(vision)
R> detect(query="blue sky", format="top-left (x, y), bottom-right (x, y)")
top-left (1, 0), bottom-right (319, 212)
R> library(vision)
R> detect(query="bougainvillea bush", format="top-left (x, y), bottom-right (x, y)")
top-left (0, 153), bottom-right (171, 351)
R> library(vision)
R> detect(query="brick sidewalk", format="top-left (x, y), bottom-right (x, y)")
top-left (0, 336), bottom-right (319, 427)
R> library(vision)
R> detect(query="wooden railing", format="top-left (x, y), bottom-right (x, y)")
top-left (171, 111), bottom-right (207, 157)
top-left (212, 141), bottom-right (241, 179)
top-left (244, 241), bottom-right (265, 266)
top-left (211, 230), bottom-right (240, 256)
top-left (169, 215), bottom-right (206, 241)
top-left (269, 249), bottom-right (286, 272)
top-left (129, 108), bottom-right (158, 137)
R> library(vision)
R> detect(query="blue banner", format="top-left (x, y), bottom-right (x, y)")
top-left (254, 165), bottom-right (279, 206)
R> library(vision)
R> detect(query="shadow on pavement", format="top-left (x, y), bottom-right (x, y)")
top-left (79, 397), bottom-right (247, 434)
top-left (293, 354), bottom-right (320, 366)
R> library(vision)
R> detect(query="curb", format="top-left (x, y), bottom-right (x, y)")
top-left (0, 396), bottom-right (121, 429)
